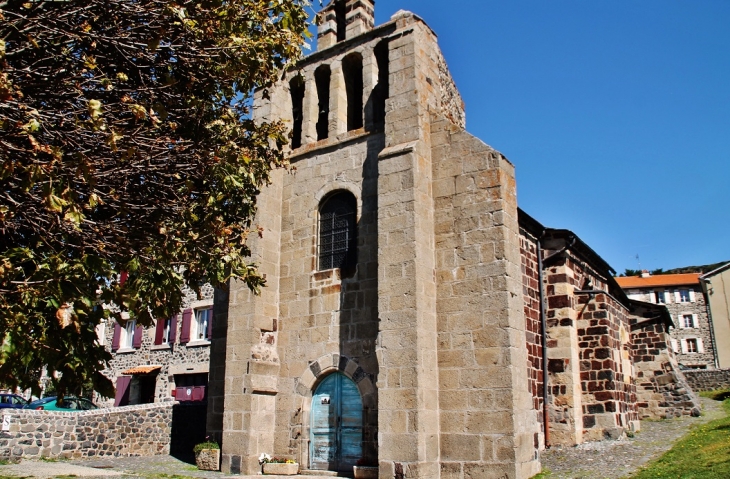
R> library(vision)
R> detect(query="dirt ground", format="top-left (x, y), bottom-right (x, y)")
top-left (539, 397), bottom-right (724, 478)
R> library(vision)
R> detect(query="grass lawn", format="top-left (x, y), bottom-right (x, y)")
top-left (630, 395), bottom-right (730, 478)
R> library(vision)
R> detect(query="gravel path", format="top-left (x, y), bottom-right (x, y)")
top-left (539, 397), bottom-right (724, 478)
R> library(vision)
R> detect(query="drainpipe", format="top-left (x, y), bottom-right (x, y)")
top-left (537, 236), bottom-right (550, 448)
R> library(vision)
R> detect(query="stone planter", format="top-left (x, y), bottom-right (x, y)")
top-left (195, 448), bottom-right (220, 471)
top-left (353, 466), bottom-right (379, 479)
top-left (263, 462), bottom-right (299, 475)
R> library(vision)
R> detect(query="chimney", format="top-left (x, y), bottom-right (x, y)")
top-left (640, 270), bottom-right (651, 278)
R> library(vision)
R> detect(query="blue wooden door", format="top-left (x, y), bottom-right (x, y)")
top-left (310, 373), bottom-right (363, 471)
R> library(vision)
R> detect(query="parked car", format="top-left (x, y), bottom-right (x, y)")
top-left (0, 393), bottom-right (28, 409)
top-left (24, 396), bottom-right (99, 411)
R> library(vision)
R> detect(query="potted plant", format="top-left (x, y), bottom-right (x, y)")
top-left (259, 453), bottom-right (299, 475)
top-left (194, 437), bottom-right (220, 471)
top-left (353, 457), bottom-right (378, 479)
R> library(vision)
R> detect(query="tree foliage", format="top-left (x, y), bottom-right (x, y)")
top-left (0, 0), bottom-right (310, 398)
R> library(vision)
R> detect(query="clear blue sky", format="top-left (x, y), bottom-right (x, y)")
top-left (309, 1), bottom-right (730, 274)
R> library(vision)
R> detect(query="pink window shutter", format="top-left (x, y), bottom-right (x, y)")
top-left (133, 324), bottom-right (144, 348)
top-left (111, 323), bottom-right (121, 351)
top-left (180, 309), bottom-right (192, 344)
top-left (154, 318), bottom-right (165, 345)
top-left (114, 376), bottom-right (131, 407)
top-left (169, 315), bottom-right (178, 344)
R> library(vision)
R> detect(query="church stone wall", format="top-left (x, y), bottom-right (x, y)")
top-left (431, 117), bottom-right (540, 479)
top-left (542, 255), bottom-right (639, 444)
top-left (520, 233), bottom-right (546, 443)
top-left (209, 4), bottom-right (542, 478)
top-left (274, 133), bottom-right (383, 468)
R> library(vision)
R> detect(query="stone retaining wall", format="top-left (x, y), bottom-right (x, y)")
top-left (0, 402), bottom-right (173, 461)
top-left (683, 369), bottom-right (730, 391)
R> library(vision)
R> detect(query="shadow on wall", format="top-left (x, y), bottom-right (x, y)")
top-left (170, 402), bottom-right (208, 463)
top-left (335, 132), bottom-right (384, 465)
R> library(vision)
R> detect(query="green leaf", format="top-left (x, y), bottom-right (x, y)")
top-left (47, 194), bottom-right (67, 212)
top-left (63, 209), bottom-right (84, 225)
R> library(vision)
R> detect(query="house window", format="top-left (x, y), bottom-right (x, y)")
top-left (682, 314), bottom-right (694, 329)
top-left (123, 320), bottom-right (136, 349)
top-left (655, 291), bottom-right (666, 304)
top-left (686, 338), bottom-right (698, 353)
top-left (112, 318), bottom-right (141, 351)
top-left (679, 289), bottom-right (690, 303)
top-left (163, 318), bottom-right (172, 343)
top-left (194, 307), bottom-right (213, 341)
top-left (154, 315), bottom-right (177, 346)
top-left (318, 192), bottom-right (357, 271)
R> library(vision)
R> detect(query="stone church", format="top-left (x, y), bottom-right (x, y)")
top-left (204, 2), bottom-right (698, 478)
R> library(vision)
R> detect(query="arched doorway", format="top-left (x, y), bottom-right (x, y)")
top-left (310, 372), bottom-right (363, 472)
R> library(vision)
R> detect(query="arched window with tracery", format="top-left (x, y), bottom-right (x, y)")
top-left (318, 192), bottom-right (357, 271)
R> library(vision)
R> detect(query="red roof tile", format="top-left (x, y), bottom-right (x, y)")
top-left (615, 273), bottom-right (700, 289)
top-left (122, 365), bottom-right (162, 375)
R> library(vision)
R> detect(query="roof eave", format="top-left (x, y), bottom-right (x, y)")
top-left (701, 261), bottom-right (730, 280)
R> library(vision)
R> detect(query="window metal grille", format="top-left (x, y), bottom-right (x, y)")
top-left (319, 194), bottom-right (357, 271)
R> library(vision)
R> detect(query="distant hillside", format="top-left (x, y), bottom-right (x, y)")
top-left (663, 261), bottom-right (729, 275)
top-left (620, 261), bottom-right (729, 277)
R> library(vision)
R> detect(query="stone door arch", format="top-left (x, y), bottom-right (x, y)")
top-left (296, 354), bottom-right (377, 471)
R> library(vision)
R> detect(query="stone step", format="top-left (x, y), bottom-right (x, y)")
top-left (300, 470), bottom-right (352, 477)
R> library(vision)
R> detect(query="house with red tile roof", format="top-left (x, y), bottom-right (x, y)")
top-left (616, 272), bottom-right (717, 369)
